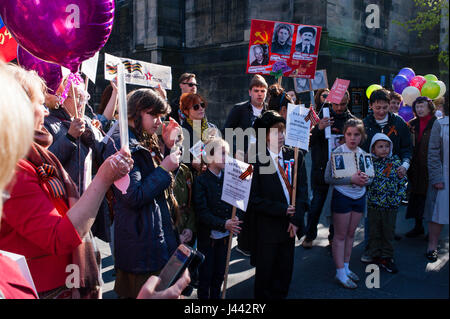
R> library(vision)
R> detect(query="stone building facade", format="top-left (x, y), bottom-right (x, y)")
top-left (93, 0), bottom-right (445, 126)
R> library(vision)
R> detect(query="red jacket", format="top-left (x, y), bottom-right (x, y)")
top-left (0, 253), bottom-right (38, 299)
top-left (0, 159), bottom-right (82, 293)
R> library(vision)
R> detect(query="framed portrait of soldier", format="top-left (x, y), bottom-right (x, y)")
top-left (295, 26), bottom-right (318, 55)
top-left (331, 152), bottom-right (358, 179)
top-left (363, 155), bottom-right (374, 177)
top-left (294, 77), bottom-right (311, 93)
top-left (271, 23), bottom-right (294, 56)
top-left (310, 69), bottom-right (328, 90)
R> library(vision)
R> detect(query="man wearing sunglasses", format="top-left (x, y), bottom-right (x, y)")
top-left (303, 90), bottom-right (356, 250)
top-left (169, 73), bottom-right (199, 123)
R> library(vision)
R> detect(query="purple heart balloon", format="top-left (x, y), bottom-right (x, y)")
top-left (17, 46), bottom-right (63, 94)
top-left (398, 105), bottom-right (414, 123)
top-left (397, 68), bottom-right (415, 82)
top-left (0, 0), bottom-right (114, 73)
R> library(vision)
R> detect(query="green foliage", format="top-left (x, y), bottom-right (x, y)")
top-left (393, 0), bottom-right (449, 68)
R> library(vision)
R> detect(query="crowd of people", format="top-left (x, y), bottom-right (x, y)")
top-left (0, 62), bottom-right (448, 299)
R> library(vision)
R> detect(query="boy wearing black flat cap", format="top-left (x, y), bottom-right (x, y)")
top-left (247, 110), bottom-right (309, 299)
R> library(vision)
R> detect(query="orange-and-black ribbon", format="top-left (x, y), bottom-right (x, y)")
top-left (382, 163), bottom-right (393, 177)
top-left (386, 125), bottom-right (398, 137)
top-left (239, 164), bottom-right (254, 180)
top-left (36, 164), bottom-right (66, 198)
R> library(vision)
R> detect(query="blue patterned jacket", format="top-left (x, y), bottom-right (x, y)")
top-left (367, 155), bottom-right (407, 210)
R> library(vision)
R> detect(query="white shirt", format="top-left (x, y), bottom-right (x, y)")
top-left (334, 144), bottom-right (367, 200)
top-left (376, 114), bottom-right (389, 129)
top-left (268, 148), bottom-right (290, 205)
top-left (208, 169), bottom-right (229, 240)
top-left (252, 104), bottom-right (263, 117)
top-left (302, 44), bottom-right (310, 53)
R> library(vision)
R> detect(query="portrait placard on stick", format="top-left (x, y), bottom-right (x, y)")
top-left (331, 152), bottom-right (374, 178)
top-left (246, 19), bottom-right (322, 79)
top-left (285, 103), bottom-right (311, 151)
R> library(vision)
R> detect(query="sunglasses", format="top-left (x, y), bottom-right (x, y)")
top-left (321, 94), bottom-right (328, 98)
top-left (182, 82), bottom-right (199, 88)
top-left (192, 102), bottom-right (206, 111)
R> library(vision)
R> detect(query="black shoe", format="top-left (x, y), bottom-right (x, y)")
top-left (378, 258), bottom-right (398, 273)
top-left (405, 227), bottom-right (425, 238)
top-left (235, 246), bottom-right (251, 257)
top-left (394, 234), bottom-right (402, 241)
top-left (426, 250), bottom-right (438, 263)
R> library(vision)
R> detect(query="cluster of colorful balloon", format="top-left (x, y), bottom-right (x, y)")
top-left (393, 68), bottom-right (446, 105)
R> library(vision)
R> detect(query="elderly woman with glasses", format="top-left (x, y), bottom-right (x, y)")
top-left (405, 96), bottom-right (438, 238)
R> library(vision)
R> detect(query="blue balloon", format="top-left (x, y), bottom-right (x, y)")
top-left (392, 75), bottom-right (410, 94)
top-left (398, 68), bottom-right (415, 82)
top-left (398, 105), bottom-right (414, 123)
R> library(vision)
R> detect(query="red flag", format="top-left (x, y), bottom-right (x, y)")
top-left (0, 17), bottom-right (17, 62)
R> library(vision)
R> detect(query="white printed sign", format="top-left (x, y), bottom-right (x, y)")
top-left (104, 53), bottom-right (172, 90)
top-left (285, 103), bottom-right (311, 151)
top-left (323, 107), bottom-right (331, 139)
top-left (221, 157), bottom-right (254, 212)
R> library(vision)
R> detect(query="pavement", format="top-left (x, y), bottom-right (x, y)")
top-left (97, 153), bottom-right (449, 299)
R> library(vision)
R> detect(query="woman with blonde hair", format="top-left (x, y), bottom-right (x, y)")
top-left (0, 64), bottom-right (133, 298)
top-left (0, 63), bottom-right (36, 298)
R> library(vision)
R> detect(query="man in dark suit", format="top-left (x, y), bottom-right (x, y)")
top-left (295, 26), bottom-right (316, 54)
top-left (222, 74), bottom-right (268, 257)
top-left (248, 111), bottom-right (309, 299)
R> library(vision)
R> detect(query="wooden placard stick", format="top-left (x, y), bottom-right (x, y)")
top-left (221, 205), bottom-right (237, 299)
top-left (289, 147), bottom-right (299, 238)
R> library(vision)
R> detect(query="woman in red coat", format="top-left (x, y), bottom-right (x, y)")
top-left (0, 64), bottom-right (133, 299)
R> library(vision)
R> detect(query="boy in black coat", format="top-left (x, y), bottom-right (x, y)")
top-left (193, 138), bottom-right (242, 299)
top-left (248, 111), bottom-right (309, 299)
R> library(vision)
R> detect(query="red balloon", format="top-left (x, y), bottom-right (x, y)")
top-left (409, 76), bottom-right (426, 91)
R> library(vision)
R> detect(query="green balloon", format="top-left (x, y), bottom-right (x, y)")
top-left (366, 84), bottom-right (383, 99)
top-left (424, 74), bottom-right (438, 82)
top-left (421, 81), bottom-right (440, 99)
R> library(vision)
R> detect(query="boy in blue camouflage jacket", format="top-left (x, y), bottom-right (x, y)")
top-left (366, 133), bottom-right (407, 274)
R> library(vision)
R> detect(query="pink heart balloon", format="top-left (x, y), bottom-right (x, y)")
top-left (114, 174), bottom-right (130, 195)
top-left (17, 46), bottom-right (63, 94)
top-left (0, 0), bottom-right (114, 73)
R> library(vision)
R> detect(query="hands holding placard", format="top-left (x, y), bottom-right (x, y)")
top-left (225, 216), bottom-right (242, 235)
top-left (318, 117), bottom-right (334, 130)
top-left (351, 171), bottom-right (369, 187)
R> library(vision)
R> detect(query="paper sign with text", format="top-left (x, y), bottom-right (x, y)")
top-left (285, 103), bottom-right (311, 151)
top-left (105, 53), bottom-right (172, 90)
top-left (326, 78), bottom-right (350, 104)
top-left (221, 157), bottom-right (253, 212)
top-left (246, 19), bottom-right (322, 79)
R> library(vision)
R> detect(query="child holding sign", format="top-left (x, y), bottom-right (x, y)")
top-left (324, 118), bottom-right (373, 289)
top-left (248, 111), bottom-right (309, 299)
top-left (193, 138), bottom-right (242, 299)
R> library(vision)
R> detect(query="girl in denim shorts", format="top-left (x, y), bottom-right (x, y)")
top-left (325, 118), bottom-right (373, 289)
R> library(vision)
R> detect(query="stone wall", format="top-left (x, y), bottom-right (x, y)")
top-left (92, 0), bottom-right (443, 128)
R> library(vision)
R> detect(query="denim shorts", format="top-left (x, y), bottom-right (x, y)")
top-left (331, 189), bottom-right (366, 214)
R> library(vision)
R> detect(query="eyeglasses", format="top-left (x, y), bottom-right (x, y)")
top-left (182, 82), bottom-right (199, 88)
top-left (321, 94), bottom-right (328, 98)
top-left (192, 102), bottom-right (206, 111)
